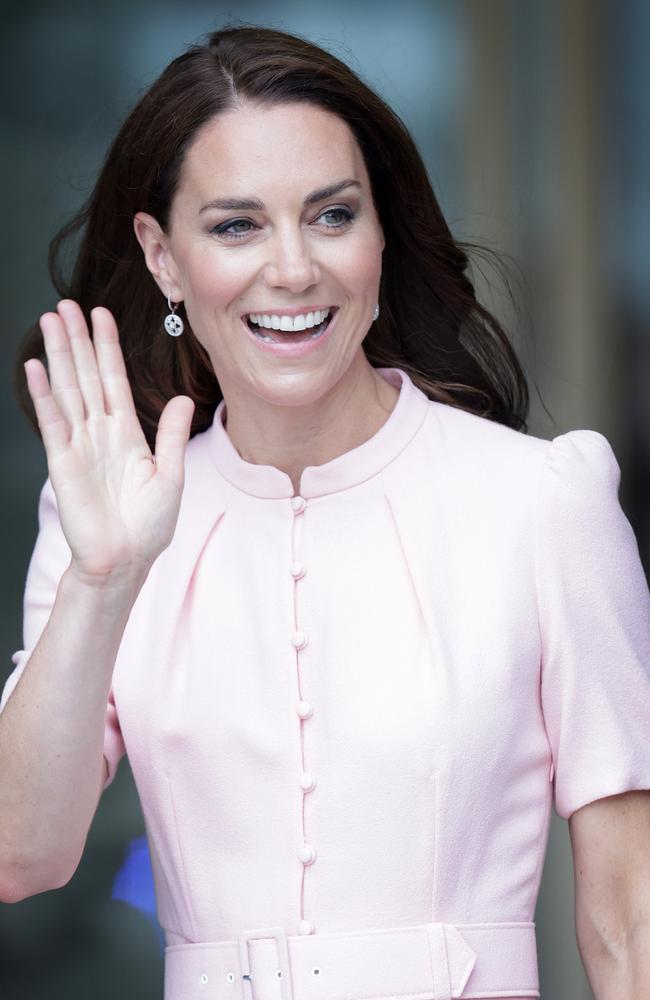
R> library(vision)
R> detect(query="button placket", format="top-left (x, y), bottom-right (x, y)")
top-left (290, 494), bottom-right (307, 514)
top-left (290, 495), bottom-right (317, 933)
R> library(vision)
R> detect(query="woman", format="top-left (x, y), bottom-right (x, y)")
top-left (1, 23), bottom-right (649, 1000)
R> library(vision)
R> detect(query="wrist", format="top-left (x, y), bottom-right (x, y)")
top-left (63, 559), bottom-right (151, 603)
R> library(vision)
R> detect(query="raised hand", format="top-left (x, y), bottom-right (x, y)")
top-left (24, 300), bottom-right (195, 582)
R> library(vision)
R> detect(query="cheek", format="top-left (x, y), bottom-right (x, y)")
top-left (180, 247), bottom-right (251, 308)
top-left (338, 228), bottom-right (383, 284)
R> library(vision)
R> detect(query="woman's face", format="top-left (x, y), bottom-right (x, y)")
top-left (135, 101), bottom-right (385, 410)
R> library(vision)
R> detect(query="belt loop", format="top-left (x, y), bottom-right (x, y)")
top-left (237, 926), bottom-right (294, 1000)
top-left (425, 922), bottom-right (452, 1000)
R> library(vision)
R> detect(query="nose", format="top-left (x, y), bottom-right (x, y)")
top-left (263, 224), bottom-right (321, 291)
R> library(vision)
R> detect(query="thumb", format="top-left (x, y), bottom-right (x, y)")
top-left (153, 395), bottom-right (195, 480)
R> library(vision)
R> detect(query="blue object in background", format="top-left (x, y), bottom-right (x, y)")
top-left (111, 835), bottom-right (165, 952)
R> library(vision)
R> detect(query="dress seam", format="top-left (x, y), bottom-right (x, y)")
top-left (165, 771), bottom-right (199, 942)
top-left (529, 437), bottom-right (557, 910)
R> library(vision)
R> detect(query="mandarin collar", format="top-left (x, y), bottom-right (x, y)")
top-left (206, 367), bottom-right (429, 499)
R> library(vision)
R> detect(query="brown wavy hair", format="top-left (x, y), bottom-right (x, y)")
top-left (15, 21), bottom-right (532, 447)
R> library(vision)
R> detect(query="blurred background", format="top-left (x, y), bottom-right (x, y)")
top-left (1, 1), bottom-right (648, 997)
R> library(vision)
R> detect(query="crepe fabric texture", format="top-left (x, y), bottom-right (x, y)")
top-left (3, 367), bottom-right (650, 999)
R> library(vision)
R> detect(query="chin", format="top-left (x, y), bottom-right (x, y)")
top-left (248, 366), bottom-right (343, 410)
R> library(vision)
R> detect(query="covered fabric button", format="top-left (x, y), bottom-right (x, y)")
top-left (296, 700), bottom-right (313, 719)
top-left (299, 772), bottom-right (316, 791)
top-left (298, 844), bottom-right (317, 865)
top-left (290, 561), bottom-right (306, 579)
top-left (290, 495), bottom-right (307, 513)
top-left (298, 920), bottom-right (315, 935)
top-left (291, 631), bottom-right (308, 650)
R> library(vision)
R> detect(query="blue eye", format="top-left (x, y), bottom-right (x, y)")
top-left (211, 206), bottom-right (355, 241)
top-left (319, 207), bottom-right (355, 227)
top-left (212, 219), bottom-right (255, 240)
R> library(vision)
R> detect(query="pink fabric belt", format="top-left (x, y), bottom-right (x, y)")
top-left (164, 921), bottom-right (540, 1000)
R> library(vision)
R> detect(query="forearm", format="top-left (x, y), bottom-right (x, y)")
top-left (0, 563), bottom-right (145, 901)
top-left (580, 921), bottom-right (650, 999)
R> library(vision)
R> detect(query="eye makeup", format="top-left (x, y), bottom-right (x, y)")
top-left (210, 206), bottom-right (357, 241)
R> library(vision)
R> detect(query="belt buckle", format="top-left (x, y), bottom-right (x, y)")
top-left (237, 926), bottom-right (294, 1000)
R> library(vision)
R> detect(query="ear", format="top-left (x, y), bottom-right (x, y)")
top-left (133, 212), bottom-right (184, 302)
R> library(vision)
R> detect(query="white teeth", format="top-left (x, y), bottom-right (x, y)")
top-left (248, 308), bottom-right (331, 331)
top-left (289, 315), bottom-right (306, 332)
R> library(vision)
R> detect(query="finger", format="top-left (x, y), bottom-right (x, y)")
top-left (39, 312), bottom-right (86, 426)
top-left (24, 358), bottom-right (71, 457)
top-left (153, 396), bottom-right (195, 481)
top-left (56, 299), bottom-right (106, 415)
top-left (90, 307), bottom-right (139, 415)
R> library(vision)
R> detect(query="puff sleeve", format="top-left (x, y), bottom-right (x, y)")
top-left (537, 429), bottom-right (650, 820)
top-left (0, 478), bottom-right (125, 788)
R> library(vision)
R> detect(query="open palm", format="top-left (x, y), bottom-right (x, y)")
top-left (25, 300), bottom-right (195, 580)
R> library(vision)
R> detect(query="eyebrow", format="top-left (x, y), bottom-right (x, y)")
top-left (199, 178), bottom-right (361, 214)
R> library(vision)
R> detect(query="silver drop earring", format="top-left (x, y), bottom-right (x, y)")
top-left (373, 303), bottom-right (380, 321)
top-left (164, 295), bottom-right (184, 337)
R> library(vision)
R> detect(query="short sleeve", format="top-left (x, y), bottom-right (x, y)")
top-left (0, 479), bottom-right (125, 789)
top-left (537, 429), bottom-right (650, 819)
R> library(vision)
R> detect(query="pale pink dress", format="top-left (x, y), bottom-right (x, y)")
top-left (3, 367), bottom-right (650, 999)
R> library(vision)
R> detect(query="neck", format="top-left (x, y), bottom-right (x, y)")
top-left (221, 356), bottom-right (400, 495)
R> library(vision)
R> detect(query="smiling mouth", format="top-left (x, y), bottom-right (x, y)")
top-left (245, 308), bottom-right (337, 344)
